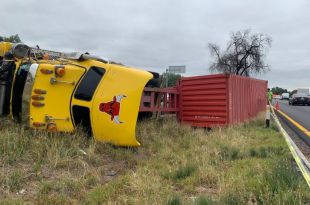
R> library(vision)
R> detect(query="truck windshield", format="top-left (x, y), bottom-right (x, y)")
top-left (74, 67), bottom-right (105, 101)
top-left (12, 63), bottom-right (34, 122)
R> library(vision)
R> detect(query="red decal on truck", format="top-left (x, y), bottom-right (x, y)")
top-left (99, 95), bottom-right (126, 124)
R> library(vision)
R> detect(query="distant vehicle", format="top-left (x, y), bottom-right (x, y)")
top-left (273, 95), bottom-right (281, 99)
top-left (281, 93), bottom-right (289, 100)
top-left (297, 88), bottom-right (309, 95)
top-left (289, 93), bottom-right (310, 106)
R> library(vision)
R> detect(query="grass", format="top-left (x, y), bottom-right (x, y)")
top-left (0, 115), bottom-right (309, 204)
top-left (163, 164), bottom-right (197, 181)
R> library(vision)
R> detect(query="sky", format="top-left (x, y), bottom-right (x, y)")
top-left (1, 0), bottom-right (309, 91)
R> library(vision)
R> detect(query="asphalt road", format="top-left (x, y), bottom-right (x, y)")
top-left (273, 99), bottom-right (310, 131)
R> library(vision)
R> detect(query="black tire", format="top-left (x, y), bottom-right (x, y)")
top-left (145, 71), bottom-right (161, 88)
top-left (138, 112), bottom-right (153, 120)
top-left (146, 78), bottom-right (160, 88)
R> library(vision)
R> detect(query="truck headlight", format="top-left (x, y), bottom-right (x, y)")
top-left (12, 43), bottom-right (30, 59)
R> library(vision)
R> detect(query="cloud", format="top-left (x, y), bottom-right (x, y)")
top-left (1, 0), bottom-right (309, 89)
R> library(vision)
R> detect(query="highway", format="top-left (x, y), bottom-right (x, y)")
top-left (273, 99), bottom-right (310, 158)
top-left (274, 99), bottom-right (310, 131)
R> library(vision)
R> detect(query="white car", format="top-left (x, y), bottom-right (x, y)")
top-left (281, 93), bottom-right (289, 100)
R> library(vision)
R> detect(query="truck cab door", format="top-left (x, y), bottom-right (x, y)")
top-left (29, 64), bottom-right (85, 131)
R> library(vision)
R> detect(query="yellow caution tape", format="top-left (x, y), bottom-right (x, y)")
top-left (270, 104), bottom-right (310, 187)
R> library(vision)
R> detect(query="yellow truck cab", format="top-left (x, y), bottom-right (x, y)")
top-left (0, 42), bottom-right (152, 146)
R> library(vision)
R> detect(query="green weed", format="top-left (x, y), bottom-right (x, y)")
top-left (164, 164), bottom-right (197, 181)
top-left (7, 170), bottom-right (24, 192)
top-left (167, 195), bottom-right (182, 205)
top-left (194, 196), bottom-right (214, 205)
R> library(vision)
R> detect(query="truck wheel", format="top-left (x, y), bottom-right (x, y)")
top-left (146, 78), bottom-right (160, 88)
top-left (145, 71), bottom-right (160, 88)
top-left (138, 112), bottom-right (153, 120)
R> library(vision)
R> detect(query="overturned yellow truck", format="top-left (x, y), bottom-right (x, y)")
top-left (0, 42), bottom-right (153, 146)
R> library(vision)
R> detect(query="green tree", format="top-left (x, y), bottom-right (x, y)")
top-left (160, 73), bottom-right (181, 87)
top-left (0, 34), bottom-right (22, 43)
top-left (271, 87), bottom-right (288, 95)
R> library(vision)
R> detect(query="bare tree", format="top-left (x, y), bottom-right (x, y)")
top-left (208, 29), bottom-right (272, 76)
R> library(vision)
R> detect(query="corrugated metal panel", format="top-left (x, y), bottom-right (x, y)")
top-left (228, 75), bottom-right (267, 124)
top-left (179, 74), bottom-right (228, 127)
top-left (178, 74), bottom-right (267, 127)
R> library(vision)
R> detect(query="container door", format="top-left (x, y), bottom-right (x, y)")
top-left (29, 64), bottom-right (85, 131)
top-left (91, 65), bottom-right (152, 146)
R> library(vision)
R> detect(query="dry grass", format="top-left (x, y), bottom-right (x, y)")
top-left (0, 116), bottom-right (309, 205)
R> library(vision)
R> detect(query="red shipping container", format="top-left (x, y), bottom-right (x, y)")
top-left (178, 74), bottom-right (267, 127)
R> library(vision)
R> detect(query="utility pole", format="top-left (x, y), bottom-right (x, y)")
top-left (166, 69), bottom-right (168, 88)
